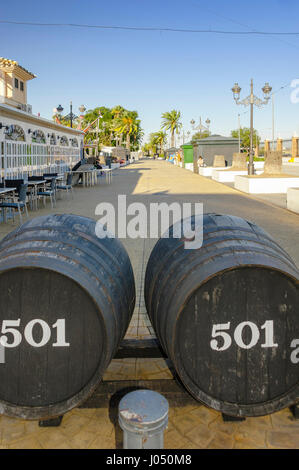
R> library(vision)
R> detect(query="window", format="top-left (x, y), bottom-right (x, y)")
top-left (20, 81), bottom-right (24, 92)
top-left (14, 78), bottom-right (19, 89)
top-left (5, 124), bottom-right (25, 142)
top-left (60, 136), bottom-right (69, 146)
top-left (49, 133), bottom-right (56, 145)
top-left (32, 130), bottom-right (46, 144)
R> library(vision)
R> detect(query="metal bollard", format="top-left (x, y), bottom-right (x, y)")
top-left (118, 389), bottom-right (169, 449)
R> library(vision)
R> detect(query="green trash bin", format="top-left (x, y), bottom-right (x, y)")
top-left (181, 144), bottom-right (193, 169)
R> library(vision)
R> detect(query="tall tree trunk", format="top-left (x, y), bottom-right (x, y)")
top-left (171, 131), bottom-right (175, 148)
top-left (126, 132), bottom-right (130, 150)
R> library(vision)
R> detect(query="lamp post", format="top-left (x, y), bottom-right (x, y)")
top-left (190, 117), bottom-right (211, 139)
top-left (78, 104), bottom-right (86, 131)
top-left (55, 102), bottom-right (78, 128)
top-left (232, 79), bottom-right (272, 175)
top-left (95, 110), bottom-right (103, 158)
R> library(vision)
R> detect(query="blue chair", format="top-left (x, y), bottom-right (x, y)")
top-left (0, 184), bottom-right (28, 224)
top-left (37, 178), bottom-right (56, 208)
top-left (56, 173), bottom-right (74, 199)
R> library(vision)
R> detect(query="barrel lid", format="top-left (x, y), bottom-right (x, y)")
top-left (119, 390), bottom-right (169, 429)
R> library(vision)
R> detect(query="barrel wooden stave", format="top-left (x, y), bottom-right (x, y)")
top-left (145, 213), bottom-right (299, 417)
top-left (0, 214), bottom-right (135, 419)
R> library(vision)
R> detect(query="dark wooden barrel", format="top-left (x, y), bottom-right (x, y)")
top-left (145, 213), bottom-right (299, 417)
top-left (0, 214), bottom-right (135, 419)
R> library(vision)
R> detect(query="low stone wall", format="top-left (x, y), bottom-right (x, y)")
top-left (287, 187), bottom-right (299, 213)
top-left (264, 151), bottom-right (282, 174)
top-left (213, 155), bottom-right (226, 167)
top-left (231, 153), bottom-right (248, 170)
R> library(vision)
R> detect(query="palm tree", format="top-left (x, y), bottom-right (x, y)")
top-left (161, 110), bottom-right (182, 148)
top-left (150, 131), bottom-right (167, 155)
top-left (114, 111), bottom-right (142, 150)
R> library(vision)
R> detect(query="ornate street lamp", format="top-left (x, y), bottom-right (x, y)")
top-left (77, 105), bottom-right (86, 131)
top-left (190, 117), bottom-right (211, 138)
top-left (56, 102), bottom-right (78, 128)
top-left (79, 104), bottom-right (86, 115)
top-left (232, 79), bottom-right (272, 175)
top-left (56, 104), bottom-right (64, 114)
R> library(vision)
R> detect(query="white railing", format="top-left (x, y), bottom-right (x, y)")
top-left (0, 141), bottom-right (81, 180)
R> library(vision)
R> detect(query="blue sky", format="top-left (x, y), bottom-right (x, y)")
top-left (2, 0), bottom-right (299, 143)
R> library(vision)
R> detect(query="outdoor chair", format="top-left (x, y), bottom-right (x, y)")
top-left (56, 173), bottom-right (74, 199)
top-left (28, 175), bottom-right (45, 181)
top-left (5, 179), bottom-right (24, 196)
top-left (37, 178), bottom-right (56, 208)
top-left (43, 173), bottom-right (58, 178)
top-left (0, 183), bottom-right (28, 225)
top-left (27, 176), bottom-right (46, 210)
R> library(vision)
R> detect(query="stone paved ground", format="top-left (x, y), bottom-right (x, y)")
top-left (0, 159), bottom-right (298, 449)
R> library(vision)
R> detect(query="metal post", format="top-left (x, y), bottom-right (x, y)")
top-left (4, 141), bottom-right (7, 182)
top-left (249, 79), bottom-right (255, 176)
top-left (238, 113), bottom-right (241, 153)
top-left (96, 117), bottom-right (99, 158)
top-left (70, 101), bottom-right (73, 128)
top-left (119, 389), bottom-right (169, 449)
top-left (272, 93), bottom-right (275, 150)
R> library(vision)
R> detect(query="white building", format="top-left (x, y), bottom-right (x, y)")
top-left (0, 57), bottom-right (84, 179)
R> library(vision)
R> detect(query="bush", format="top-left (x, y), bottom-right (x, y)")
top-left (246, 156), bottom-right (265, 162)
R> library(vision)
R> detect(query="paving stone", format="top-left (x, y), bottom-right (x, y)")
top-left (164, 429), bottom-right (191, 449)
top-left (37, 429), bottom-right (72, 449)
top-left (67, 429), bottom-right (99, 449)
top-left (189, 406), bottom-right (219, 425)
top-left (270, 409), bottom-right (299, 428)
top-left (72, 408), bottom-right (96, 419)
top-left (267, 430), bottom-right (299, 449)
top-left (1, 420), bottom-right (26, 445)
top-left (136, 358), bottom-right (167, 378)
top-left (233, 440), bottom-right (266, 449)
top-left (185, 423), bottom-right (214, 448)
top-left (208, 416), bottom-right (238, 436)
top-left (60, 413), bottom-right (92, 437)
top-left (86, 417), bottom-right (114, 437)
top-left (234, 426), bottom-right (267, 448)
top-left (170, 414), bottom-right (198, 437)
top-left (207, 432), bottom-right (234, 449)
top-left (8, 436), bottom-right (42, 449)
top-left (88, 434), bottom-right (116, 449)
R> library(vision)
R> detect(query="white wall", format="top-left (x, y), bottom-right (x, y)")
top-left (0, 112), bottom-right (84, 148)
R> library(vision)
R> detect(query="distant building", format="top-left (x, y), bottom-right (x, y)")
top-left (0, 58), bottom-right (84, 179)
top-left (193, 135), bottom-right (239, 167)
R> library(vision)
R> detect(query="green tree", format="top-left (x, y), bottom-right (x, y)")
top-left (191, 130), bottom-right (210, 143)
top-left (114, 111), bottom-right (143, 150)
top-left (149, 131), bottom-right (167, 155)
top-left (142, 143), bottom-right (151, 155)
top-left (80, 106), bottom-right (143, 151)
top-left (161, 110), bottom-right (182, 148)
top-left (82, 106), bottom-right (113, 148)
top-left (231, 127), bottom-right (260, 151)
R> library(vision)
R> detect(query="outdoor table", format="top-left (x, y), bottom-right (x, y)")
top-left (97, 168), bottom-right (112, 184)
top-left (71, 170), bottom-right (97, 187)
top-left (27, 180), bottom-right (46, 210)
top-left (44, 175), bottom-right (64, 182)
top-left (0, 187), bottom-right (17, 223)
